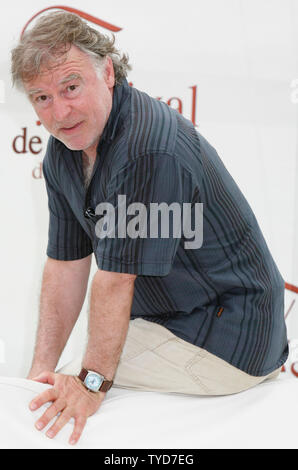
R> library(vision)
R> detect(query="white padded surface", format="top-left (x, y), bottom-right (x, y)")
top-left (0, 374), bottom-right (297, 449)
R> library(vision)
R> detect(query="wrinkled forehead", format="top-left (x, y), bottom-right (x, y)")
top-left (22, 44), bottom-right (94, 89)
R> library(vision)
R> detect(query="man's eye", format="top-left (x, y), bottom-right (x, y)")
top-left (36, 95), bottom-right (48, 102)
top-left (67, 85), bottom-right (78, 92)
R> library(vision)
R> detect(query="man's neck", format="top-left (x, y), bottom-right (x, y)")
top-left (82, 149), bottom-right (96, 163)
top-left (82, 151), bottom-right (95, 188)
top-left (82, 148), bottom-right (97, 163)
top-left (82, 135), bottom-right (101, 162)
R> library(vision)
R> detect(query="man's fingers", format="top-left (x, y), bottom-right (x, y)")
top-left (69, 415), bottom-right (87, 445)
top-left (45, 408), bottom-right (73, 439)
top-left (29, 387), bottom-right (58, 411)
top-left (28, 374), bottom-right (102, 444)
top-left (34, 398), bottom-right (66, 430)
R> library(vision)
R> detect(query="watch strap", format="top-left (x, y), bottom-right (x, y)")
top-left (78, 367), bottom-right (113, 393)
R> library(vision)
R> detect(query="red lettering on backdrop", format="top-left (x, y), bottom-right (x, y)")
top-left (32, 162), bottom-right (43, 179)
top-left (29, 136), bottom-right (42, 154)
top-left (285, 282), bottom-right (298, 294)
top-left (12, 128), bottom-right (28, 154)
top-left (21, 6), bottom-right (122, 38)
top-left (282, 301), bottom-right (298, 376)
top-left (12, 127), bottom-right (42, 155)
top-left (190, 85), bottom-right (198, 127)
top-left (157, 88), bottom-right (198, 127)
top-left (291, 363), bottom-right (298, 377)
top-left (167, 97), bottom-right (183, 114)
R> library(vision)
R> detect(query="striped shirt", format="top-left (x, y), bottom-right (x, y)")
top-left (42, 78), bottom-right (288, 376)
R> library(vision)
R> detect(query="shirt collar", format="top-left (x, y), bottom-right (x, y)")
top-left (99, 78), bottom-right (131, 146)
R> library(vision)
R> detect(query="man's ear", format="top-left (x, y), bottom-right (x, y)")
top-left (104, 56), bottom-right (115, 88)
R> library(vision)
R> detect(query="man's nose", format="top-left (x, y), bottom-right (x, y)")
top-left (52, 97), bottom-right (72, 123)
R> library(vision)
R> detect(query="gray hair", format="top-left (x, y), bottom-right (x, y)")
top-left (11, 10), bottom-right (131, 90)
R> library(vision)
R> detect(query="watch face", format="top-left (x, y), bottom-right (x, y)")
top-left (85, 373), bottom-right (103, 392)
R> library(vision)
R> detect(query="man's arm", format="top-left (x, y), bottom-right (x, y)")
top-left (27, 255), bottom-right (92, 379)
top-left (29, 269), bottom-right (136, 446)
top-left (82, 269), bottom-right (137, 380)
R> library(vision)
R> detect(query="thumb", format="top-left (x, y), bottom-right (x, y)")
top-left (31, 370), bottom-right (56, 385)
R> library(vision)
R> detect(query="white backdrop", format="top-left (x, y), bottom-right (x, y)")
top-left (0, 0), bottom-right (297, 378)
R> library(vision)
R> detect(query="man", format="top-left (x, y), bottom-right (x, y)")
top-left (11, 11), bottom-right (288, 445)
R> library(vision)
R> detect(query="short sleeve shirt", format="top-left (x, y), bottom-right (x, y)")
top-left (42, 78), bottom-right (288, 376)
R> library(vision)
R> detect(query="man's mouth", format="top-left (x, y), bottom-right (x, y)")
top-left (60, 121), bottom-right (84, 134)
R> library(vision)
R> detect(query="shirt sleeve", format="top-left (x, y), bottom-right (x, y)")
top-left (42, 137), bottom-right (93, 261)
top-left (95, 153), bottom-right (187, 276)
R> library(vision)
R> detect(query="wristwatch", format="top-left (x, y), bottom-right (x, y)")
top-left (78, 367), bottom-right (113, 393)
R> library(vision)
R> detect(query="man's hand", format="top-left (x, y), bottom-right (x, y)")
top-left (29, 371), bottom-right (105, 445)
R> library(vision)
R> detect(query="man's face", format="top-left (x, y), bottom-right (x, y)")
top-left (24, 45), bottom-right (115, 157)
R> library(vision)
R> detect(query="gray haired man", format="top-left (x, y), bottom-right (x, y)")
top-left (11, 11), bottom-right (288, 445)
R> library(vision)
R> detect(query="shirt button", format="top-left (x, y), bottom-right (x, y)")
top-left (84, 207), bottom-right (95, 219)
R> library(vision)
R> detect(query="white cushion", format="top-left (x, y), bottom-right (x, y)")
top-left (0, 374), bottom-right (296, 449)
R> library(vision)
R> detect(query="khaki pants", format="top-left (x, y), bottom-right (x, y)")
top-left (58, 318), bottom-right (281, 396)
